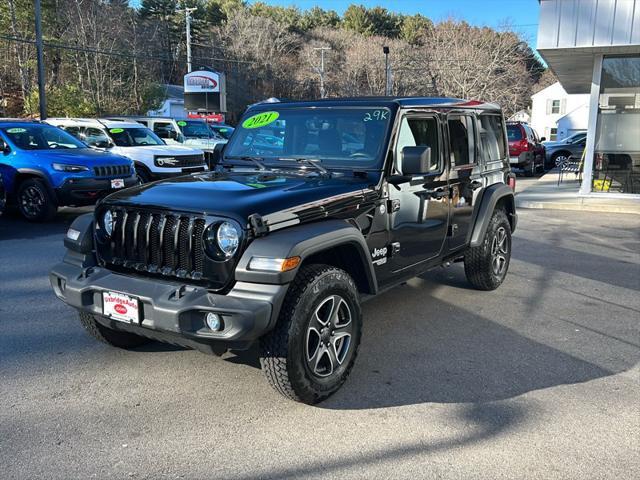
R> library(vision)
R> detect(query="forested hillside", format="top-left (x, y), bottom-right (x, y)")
top-left (0, 1), bottom-right (549, 120)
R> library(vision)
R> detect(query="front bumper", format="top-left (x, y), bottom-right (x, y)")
top-left (55, 175), bottom-right (138, 206)
top-left (50, 261), bottom-right (289, 352)
top-left (150, 167), bottom-right (207, 180)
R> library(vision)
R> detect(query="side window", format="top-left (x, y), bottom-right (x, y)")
top-left (63, 126), bottom-right (81, 138)
top-left (153, 122), bottom-right (177, 139)
top-left (447, 115), bottom-right (475, 166)
top-left (478, 115), bottom-right (507, 162)
top-left (84, 127), bottom-right (111, 148)
top-left (394, 116), bottom-right (440, 174)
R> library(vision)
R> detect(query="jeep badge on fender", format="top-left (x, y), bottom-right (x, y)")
top-left (50, 97), bottom-right (517, 405)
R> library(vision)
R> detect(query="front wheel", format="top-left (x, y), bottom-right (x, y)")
top-left (17, 178), bottom-right (57, 222)
top-left (464, 209), bottom-right (512, 291)
top-left (259, 264), bottom-right (362, 404)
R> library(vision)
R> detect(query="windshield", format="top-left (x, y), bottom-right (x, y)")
top-left (565, 132), bottom-right (586, 143)
top-left (224, 107), bottom-right (393, 169)
top-left (180, 120), bottom-right (220, 139)
top-left (1, 124), bottom-right (86, 150)
top-left (107, 127), bottom-right (165, 147)
top-left (211, 125), bottom-right (234, 139)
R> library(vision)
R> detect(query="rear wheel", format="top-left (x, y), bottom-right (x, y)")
top-left (259, 264), bottom-right (362, 404)
top-left (464, 209), bottom-right (512, 291)
top-left (78, 311), bottom-right (151, 349)
top-left (17, 178), bottom-right (57, 222)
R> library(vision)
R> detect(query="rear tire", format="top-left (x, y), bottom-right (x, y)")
top-left (17, 178), bottom-right (57, 222)
top-left (259, 264), bottom-right (362, 404)
top-left (464, 209), bottom-right (512, 291)
top-left (78, 311), bottom-right (151, 349)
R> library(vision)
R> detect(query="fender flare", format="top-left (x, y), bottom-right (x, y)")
top-left (469, 183), bottom-right (516, 247)
top-left (13, 168), bottom-right (56, 199)
top-left (235, 219), bottom-right (378, 293)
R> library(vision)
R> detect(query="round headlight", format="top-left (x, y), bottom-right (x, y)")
top-left (216, 221), bottom-right (240, 257)
top-left (103, 210), bottom-right (114, 236)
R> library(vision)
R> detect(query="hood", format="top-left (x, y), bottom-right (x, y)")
top-left (28, 148), bottom-right (131, 166)
top-left (102, 170), bottom-right (379, 228)
top-left (116, 144), bottom-right (204, 156)
top-left (183, 138), bottom-right (227, 152)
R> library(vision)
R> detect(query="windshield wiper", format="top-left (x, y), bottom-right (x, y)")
top-left (224, 155), bottom-right (269, 171)
top-left (278, 157), bottom-right (329, 176)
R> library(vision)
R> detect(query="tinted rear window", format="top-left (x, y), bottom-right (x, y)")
top-left (507, 125), bottom-right (523, 141)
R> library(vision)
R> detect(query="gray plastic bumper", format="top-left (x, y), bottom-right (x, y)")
top-left (50, 261), bottom-right (289, 351)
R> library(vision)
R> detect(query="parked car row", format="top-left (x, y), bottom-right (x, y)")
top-left (0, 117), bottom-right (231, 221)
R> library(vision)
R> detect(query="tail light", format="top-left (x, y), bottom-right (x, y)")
top-left (519, 139), bottom-right (529, 151)
top-left (507, 175), bottom-right (516, 191)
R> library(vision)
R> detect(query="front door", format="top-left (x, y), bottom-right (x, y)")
top-left (385, 114), bottom-right (449, 276)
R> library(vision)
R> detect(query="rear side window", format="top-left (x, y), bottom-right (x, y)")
top-left (507, 124), bottom-right (523, 141)
top-left (447, 115), bottom-right (476, 166)
top-left (479, 115), bottom-right (507, 162)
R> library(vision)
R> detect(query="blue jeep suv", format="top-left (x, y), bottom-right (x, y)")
top-left (0, 121), bottom-right (136, 221)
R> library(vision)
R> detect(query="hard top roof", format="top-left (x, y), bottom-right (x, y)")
top-left (45, 118), bottom-right (144, 129)
top-left (247, 96), bottom-right (501, 111)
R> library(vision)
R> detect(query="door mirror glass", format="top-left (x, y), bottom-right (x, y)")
top-left (401, 146), bottom-right (433, 175)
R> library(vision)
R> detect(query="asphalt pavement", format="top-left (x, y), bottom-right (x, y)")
top-left (1, 207), bottom-right (639, 479)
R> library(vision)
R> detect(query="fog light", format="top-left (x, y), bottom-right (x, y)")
top-left (205, 312), bottom-right (223, 331)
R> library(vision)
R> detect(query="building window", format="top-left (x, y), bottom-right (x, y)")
top-left (551, 100), bottom-right (561, 114)
top-left (549, 128), bottom-right (558, 141)
top-left (592, 55), bottom-right (640, 194)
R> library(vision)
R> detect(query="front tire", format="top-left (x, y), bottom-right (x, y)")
top-left (259, 264), bottom-right (362, 404)
top-left (464, 209), bottom-right (512, 291)
top-left (17, 178), bottom-right (57, 222)
top-left (78, 311), bottom-right (151, 349)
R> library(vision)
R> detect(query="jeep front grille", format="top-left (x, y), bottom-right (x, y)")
top-left (94, 165), bottom-right (131, 177)
top-left (106, 209), bottom-right (206, 280)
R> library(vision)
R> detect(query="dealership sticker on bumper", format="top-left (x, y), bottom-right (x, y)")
top-left (103, 291), bottom-right (139, 323)
top-left (111, 179), bottom-right (125, 189)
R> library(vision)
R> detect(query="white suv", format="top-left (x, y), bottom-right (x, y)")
top-left (106, 117), bottom-right (226, 162)
top-left (45, 118), bottom-right (207, 183)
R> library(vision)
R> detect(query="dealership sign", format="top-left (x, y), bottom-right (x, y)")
top-left (184, 70), bottom-right (220, 93)
top-left (184, 69), bottom-right (226, 112)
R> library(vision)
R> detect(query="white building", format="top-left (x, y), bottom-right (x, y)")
top-left (537, 0), bottom-right (640, 197)
top-left (147, 85), bottom-right (186, 119)
top-left (530, 82), bottom-right (589, 141)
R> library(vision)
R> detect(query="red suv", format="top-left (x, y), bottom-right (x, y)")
top-left (507, 122), bottom-right (545, 176)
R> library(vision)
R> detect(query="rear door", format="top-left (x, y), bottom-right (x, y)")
top-left (446, 113), bottom-right (482, 250)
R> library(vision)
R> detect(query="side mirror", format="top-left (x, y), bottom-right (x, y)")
top-left (0, 139), bottom-right (10, 154)
top-left (540, 137), bottom-right (546, 142)
top-left (401, 146), bottom-right (434, 176)
top-left (168, 130), bottom-right (178, 140)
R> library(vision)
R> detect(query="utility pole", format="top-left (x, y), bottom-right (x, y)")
top-left (313, 46), bottom-right (331, 99)
top-left (178, 5), bottom-right (197, 72)
top-left (383, 46), bottom-right (391, 96)
top-left (34, 0), bottom-right (46, 119)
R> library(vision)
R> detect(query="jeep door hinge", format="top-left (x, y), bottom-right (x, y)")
top-left (248, 213), bottom-right (269, 237)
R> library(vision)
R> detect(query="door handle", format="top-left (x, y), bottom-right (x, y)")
top-left (424, 188), bottom-right (448, 200)
top-left (470, 181), bottom-right (483, 190)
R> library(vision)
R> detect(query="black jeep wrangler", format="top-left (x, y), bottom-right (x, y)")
top-left (51, 97), bottom-right (517, 404)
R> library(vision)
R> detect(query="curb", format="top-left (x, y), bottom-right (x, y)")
top-left (516, 199), bottom-right (640, 215)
